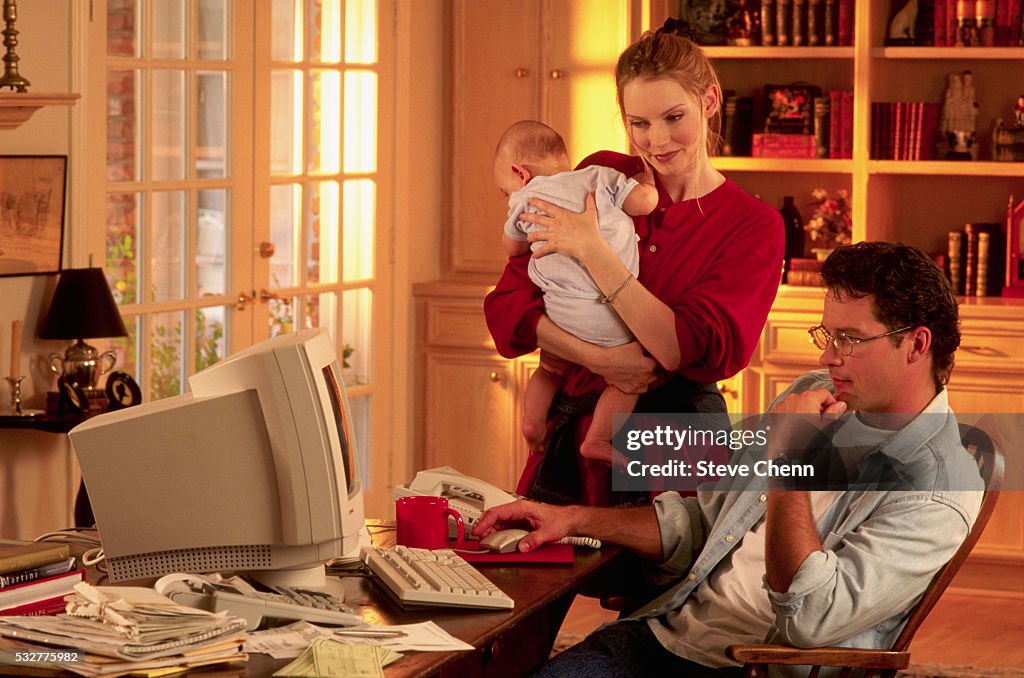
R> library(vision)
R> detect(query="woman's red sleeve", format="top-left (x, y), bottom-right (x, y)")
top-left (483, 254), bottom-right (546, 359)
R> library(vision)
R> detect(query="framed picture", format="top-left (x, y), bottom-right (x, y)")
top-left (764, 84), bottom-right (821, 135)
top-left (0, 155), bottom-right (68, 277)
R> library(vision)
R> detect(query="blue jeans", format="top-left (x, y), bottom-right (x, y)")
top-left (534, 619), bottom-right (746, 677)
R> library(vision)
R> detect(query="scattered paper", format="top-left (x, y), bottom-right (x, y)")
top-left (273, 638), bottom-right (400, 678)
top-left (246, 620), bottom-right (472, 658)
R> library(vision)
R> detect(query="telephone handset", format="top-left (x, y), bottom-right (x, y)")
top-left (394, 466), bottom-right (520, 535)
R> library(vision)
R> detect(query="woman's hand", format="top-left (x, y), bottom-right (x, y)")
top-left (587, 341), bottom-right (658, 394)
top-left (523, 192), bottom-right (606, 265)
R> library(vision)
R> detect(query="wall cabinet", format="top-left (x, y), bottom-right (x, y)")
top-left (446, 0), bottom-right (632, 276)
top-left (415, 281), bottom-right (537, 493)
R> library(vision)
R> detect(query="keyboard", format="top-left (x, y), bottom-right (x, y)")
top-left (361, 545), bottom-right (514, 610)
top-left (158, 574), bottom-right (363, 630)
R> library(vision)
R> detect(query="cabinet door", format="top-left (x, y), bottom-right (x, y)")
top-left (449, 0), bottom-right (542, 275)
top-left (424, 352), bottom-right (518, 490)
top-left (542, 0), bottom-right (629, 163)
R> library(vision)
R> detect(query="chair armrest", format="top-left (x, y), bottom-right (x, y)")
top-left (725, 645), bottom-right (910, 670)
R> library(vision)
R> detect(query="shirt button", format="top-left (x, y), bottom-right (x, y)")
top-left (687, 573), bottom-right (697, 581)
top-left (725, 534), bottom-right (734, 542)
top-left (759, 494), bottom-right (767, 502)
top-left (649, 244), bottom-right (658, 253)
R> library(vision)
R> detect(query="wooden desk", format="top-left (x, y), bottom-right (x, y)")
top-left (5, 525), bottom-right (624, 677)
top-left (249, 535), bottom-right (624, 677)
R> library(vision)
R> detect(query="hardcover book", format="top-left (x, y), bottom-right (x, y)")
top-left (752, 133), bottom-right (817, 158)
top-left (0, 569), bottom-right (85, 614)
top-left (0, 557), bottom-right (76, 590)
top-left (0, 542), bottom-right (71, 576)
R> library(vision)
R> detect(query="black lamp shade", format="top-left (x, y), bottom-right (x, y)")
top-left (39, 268), bottom-right (129, 340)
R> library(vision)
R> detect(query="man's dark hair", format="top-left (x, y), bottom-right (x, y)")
top-left (821, 242), bottom-right (960, 388)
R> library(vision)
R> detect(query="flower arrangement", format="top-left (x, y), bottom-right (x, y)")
top-left (805, 188), bottom-right (852, 250)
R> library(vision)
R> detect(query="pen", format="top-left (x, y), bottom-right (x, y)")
top-left (333, 629), bottom-right (407, 638)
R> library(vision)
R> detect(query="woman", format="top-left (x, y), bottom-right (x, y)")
top-left (485, 24), bottom-right (784, 506)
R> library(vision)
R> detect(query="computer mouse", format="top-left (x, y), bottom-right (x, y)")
top-left (480, 528), bottom-right (529, 554)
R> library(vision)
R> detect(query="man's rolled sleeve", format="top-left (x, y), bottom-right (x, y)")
top-left (762, 497), bottom-right (972, 648)
top-left (652, 492), bottom-right (706, 583)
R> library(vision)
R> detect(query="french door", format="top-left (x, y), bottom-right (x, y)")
top-left (86, 0), bottom-right (393, 511)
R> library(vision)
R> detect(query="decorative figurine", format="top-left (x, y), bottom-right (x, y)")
top-left (939, 70), bottom-right (979, 160)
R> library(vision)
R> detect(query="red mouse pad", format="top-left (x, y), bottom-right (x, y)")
top-left (457, 543), bottom-right (574, 564)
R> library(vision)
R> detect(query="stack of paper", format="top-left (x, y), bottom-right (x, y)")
top-left (274, 637), bottom-right (401, 678)
top-left (0, 583), bottom-right (247, 677)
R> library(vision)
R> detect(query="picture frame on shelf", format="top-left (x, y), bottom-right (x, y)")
top-left (0, 155), bottom-right (68, 278)
top-left (764, 83), bottom-right (820, 135)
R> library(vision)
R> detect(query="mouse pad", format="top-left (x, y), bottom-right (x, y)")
top-left (456, 543), bottom-right (574, 564)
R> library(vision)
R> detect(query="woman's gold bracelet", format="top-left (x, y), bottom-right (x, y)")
top-left (600, 274), bottom-right (634, 304)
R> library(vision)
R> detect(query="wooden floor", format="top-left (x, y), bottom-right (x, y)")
top-left (557, 589), bottom-right (1024, 672)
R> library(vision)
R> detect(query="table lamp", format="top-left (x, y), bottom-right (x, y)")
top-left (38, 267), bottom-right (128, 395)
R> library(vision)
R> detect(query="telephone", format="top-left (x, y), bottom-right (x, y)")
top-left (394, 466), bottom-right (520, 537)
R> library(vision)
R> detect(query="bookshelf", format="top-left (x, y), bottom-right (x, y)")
top-left (651, 1), bottom-right (1023, 259)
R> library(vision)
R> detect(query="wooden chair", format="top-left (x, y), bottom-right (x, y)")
top-left (725, 423), bottom-right (1005, 678)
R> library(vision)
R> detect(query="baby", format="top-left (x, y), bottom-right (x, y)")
top-left (493, 120), bottom-right (658, 465)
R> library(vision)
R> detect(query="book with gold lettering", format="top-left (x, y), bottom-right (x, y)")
top-left (0, 542), bottom-right (71, 576)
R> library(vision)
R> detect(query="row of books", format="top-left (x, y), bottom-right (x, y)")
top-left (945, 223), bottom-right (1006, 297)
top-left (722, 90), bottom-right (853, 159)
top-left (870, 101), bottom-right (942, 161)
top-left (925, 0), bottom-right (1024, 47)
top-left (759, 0), bottom-right (855, 47)
top-left (0, 541), bottom-right (84, 616)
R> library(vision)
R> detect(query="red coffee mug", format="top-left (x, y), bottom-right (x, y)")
top-left (395, 496), bottom-right (466, 549)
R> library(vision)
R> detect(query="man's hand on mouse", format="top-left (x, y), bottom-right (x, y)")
top-left (472, 500), bottom-right (574, 553)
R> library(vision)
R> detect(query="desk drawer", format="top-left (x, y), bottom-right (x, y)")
top-left (956, 327), bottom-right (1024, 371)
top-left (761, 313), bottom-right (820, 365)
top-left (424, 300), bottom-right (494, 349)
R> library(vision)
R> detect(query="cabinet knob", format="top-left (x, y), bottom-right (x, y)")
top-left (514, 68), bottom-right (529, 78)
top-left (258, 241), bottom-right (276, 258)
top-left (549, 69), bottom-right (565, 80)
top-left (489, 371), bottom-right (501, 382)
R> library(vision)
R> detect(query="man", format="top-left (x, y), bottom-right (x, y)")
top-left (473, 242), bottom-right (983, 676)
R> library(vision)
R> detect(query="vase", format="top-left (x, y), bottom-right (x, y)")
top-left (812, 247), bottom-right (834, 262)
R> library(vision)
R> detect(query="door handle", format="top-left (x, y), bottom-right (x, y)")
top-left (235, 290), bottom-right (256, 311)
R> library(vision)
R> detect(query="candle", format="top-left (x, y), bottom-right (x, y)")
top-left (9, 319), bottom-right (22, 379)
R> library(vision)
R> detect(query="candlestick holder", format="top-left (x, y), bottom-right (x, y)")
top-left (5, 375), bottom-right (24, 415)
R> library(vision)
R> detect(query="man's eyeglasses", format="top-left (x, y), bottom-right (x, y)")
top-left (808, 325), bottom-right (913, 357)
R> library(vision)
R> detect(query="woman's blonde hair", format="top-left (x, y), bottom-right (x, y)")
top-left (615, 30), bottom-right (723, 154)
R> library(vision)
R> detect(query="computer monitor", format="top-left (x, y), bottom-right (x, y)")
top-left (69, 328), bottom-right (366, 586)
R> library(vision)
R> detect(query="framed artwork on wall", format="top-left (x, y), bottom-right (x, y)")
top-left (0, 155), bottom-right (68, 277)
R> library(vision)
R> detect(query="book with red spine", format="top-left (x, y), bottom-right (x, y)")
top-left (829, 90), bottom-right (842, 159)
top-left (996, 0), bottom-right (1011, 44)
top-left (0, 593), bottom-right (73, 617)
top-left (841, 91), bottom-right (853, 158)
top-left (893, 102), bottom-right (904, 161)
top-left (1008, 0), bottom-right (1023, 45)
top-left (0, 569), bottom-right (85, 614)
top-left (920, 102), bottom-right (940, 160)
top-left (752, 133), bottom-right (817, 158)
top-left (946, 0), bottom-right (959, 45)
top-left (838, 0), bottom-right (854, 45)
top-left (934, 0), bottom-right (947, 44)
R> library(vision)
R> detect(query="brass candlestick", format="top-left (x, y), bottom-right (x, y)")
top-left (0, 0), bottom-right (30, 92)
top-left (5, 376), bottom-right (23, 415)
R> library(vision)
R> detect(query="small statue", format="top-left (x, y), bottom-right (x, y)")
top-left (939, 70), bottom-right (979, 160)
top-left (1015, 94), bottom-right (1024, 129)
top-left (886, 0), bottom-right (919, 45)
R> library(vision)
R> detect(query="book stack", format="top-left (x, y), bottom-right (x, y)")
top-left (947, 223), bottom-right (1005, 296)
top-left (720, 94), bottom-right (754, 157)
top-left (787, 258), bottom-right (824, 286)
top-left (0, 541), bottom-right (84, 617)
top-left (870, 101), bottom-right (942, 160)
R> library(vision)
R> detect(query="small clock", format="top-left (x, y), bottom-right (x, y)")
top-left (105, 370), bottom-right (142, 410)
